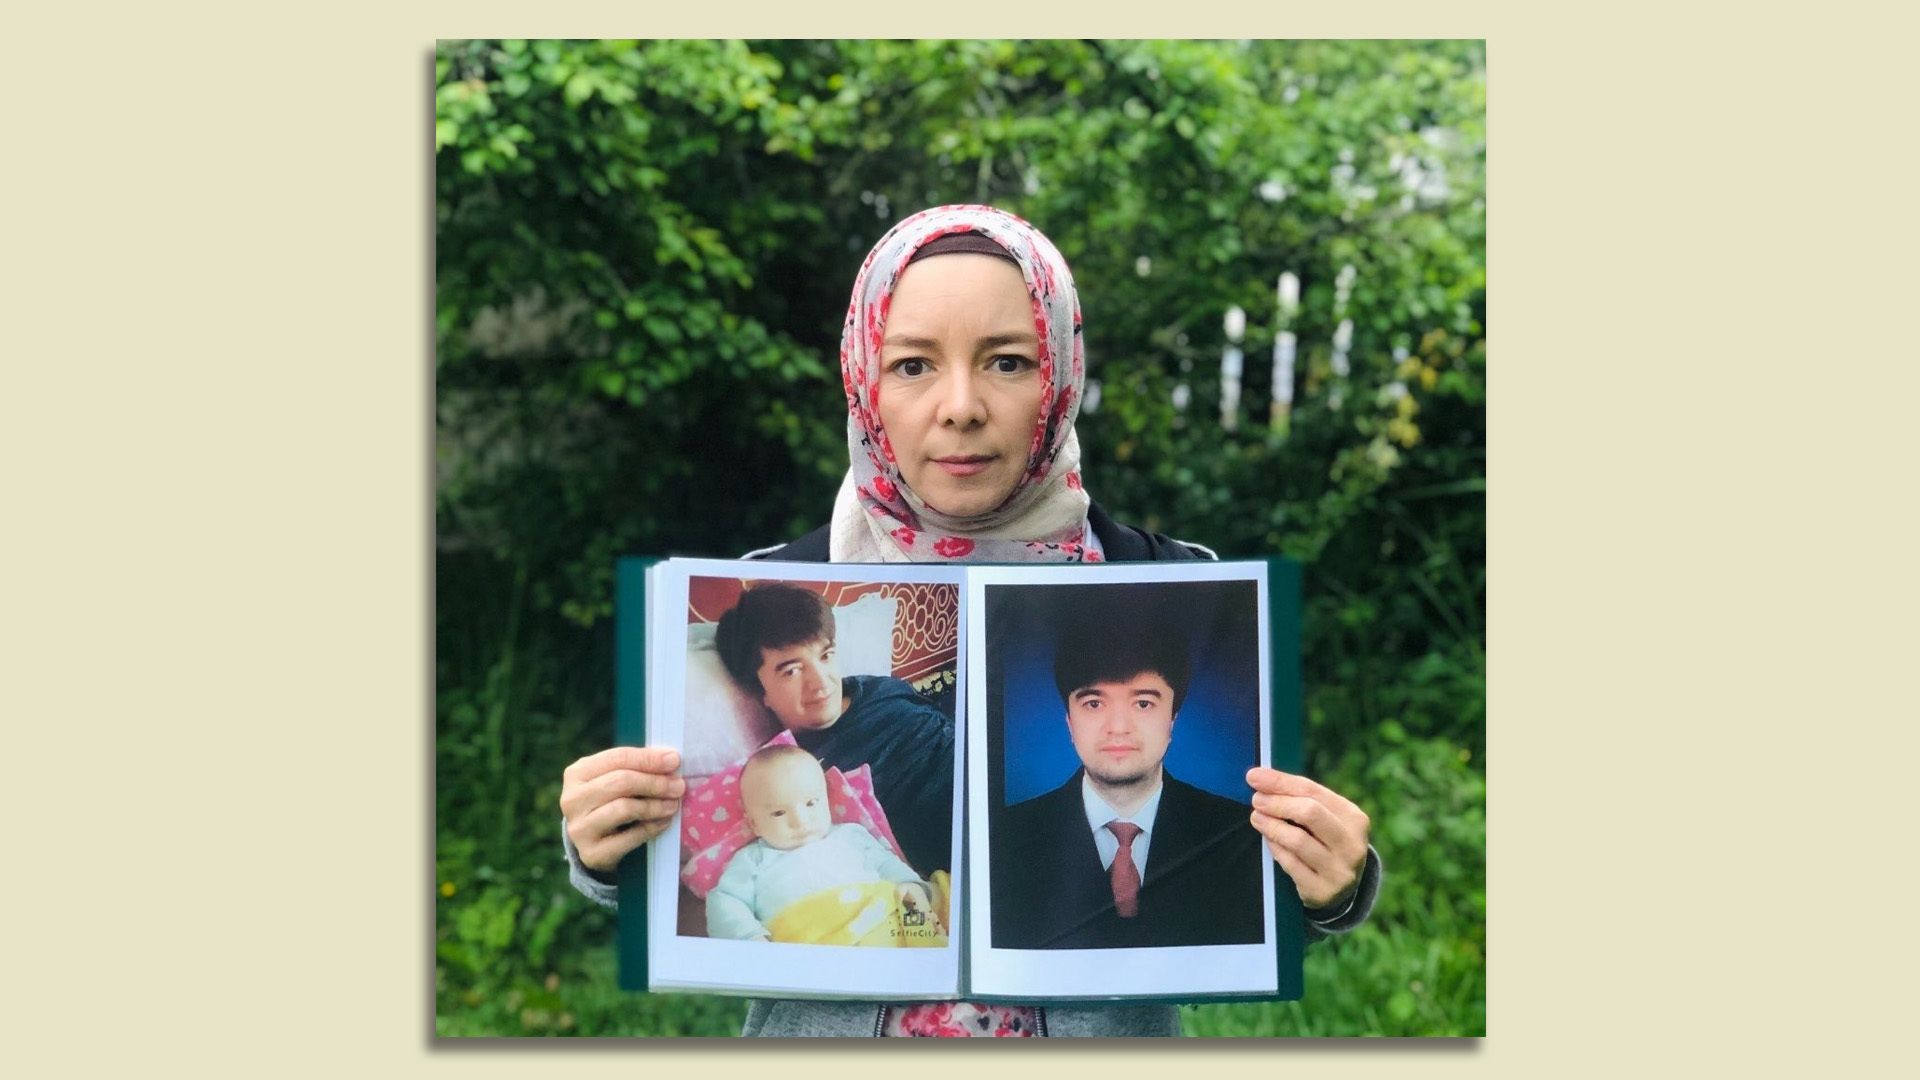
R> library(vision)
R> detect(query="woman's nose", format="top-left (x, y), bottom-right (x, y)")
top-left (935, 365), bottom-right (987, 428)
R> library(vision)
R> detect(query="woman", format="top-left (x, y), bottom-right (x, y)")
top-left (559, 205), bottom-right (1381, 1037)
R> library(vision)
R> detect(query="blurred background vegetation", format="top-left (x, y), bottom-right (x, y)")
top-left (435, 38), bottom-right (1484, 1037)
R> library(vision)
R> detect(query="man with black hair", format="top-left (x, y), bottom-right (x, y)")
top-left (710, 583), bottom-right (955, 878)
top-left (991, 616), bottom-right (1265, 949)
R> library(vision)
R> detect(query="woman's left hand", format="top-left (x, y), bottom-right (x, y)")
top-left (1246, 767), bottom-right (1371, 911)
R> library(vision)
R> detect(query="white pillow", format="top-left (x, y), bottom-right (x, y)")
top-left (678, 640), bottom-right (780, 780)
top-left (678, 595), bottom-right (898, 778)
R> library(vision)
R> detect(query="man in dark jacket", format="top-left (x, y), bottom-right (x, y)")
top-left (991, 610), bottom-right (1263, 949)
top-left (714, 582), bottom-right (954, 877)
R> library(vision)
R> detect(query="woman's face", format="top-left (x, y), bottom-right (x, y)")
top-left (876, 254), bottom-right (1045, 518)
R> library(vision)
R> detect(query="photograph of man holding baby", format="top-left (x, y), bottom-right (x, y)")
top-left (670, 579), bottom-right (957, 947)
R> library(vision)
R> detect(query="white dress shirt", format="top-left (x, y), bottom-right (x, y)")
top-left (1080, 773), bottom-right (1166, 878)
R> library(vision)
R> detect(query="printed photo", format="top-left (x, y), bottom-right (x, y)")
top-left (671, 575), bottom-right (959, 950)
top-left (985, 577), bottom-right (1266, 951)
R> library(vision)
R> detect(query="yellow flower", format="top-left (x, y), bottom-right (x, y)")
top-left (440, 881), bottom-right (457, 897)
top-left (1367, 437), bottom-right (1402, 471)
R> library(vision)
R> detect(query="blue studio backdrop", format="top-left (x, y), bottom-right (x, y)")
top-left (989, 579), bottom-right (1262, 807)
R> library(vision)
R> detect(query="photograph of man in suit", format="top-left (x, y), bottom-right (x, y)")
top-left (991, 616), bottom-right (1265, 950)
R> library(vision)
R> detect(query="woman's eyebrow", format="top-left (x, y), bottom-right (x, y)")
top-left (882, 330), bottom-right (1038, 350)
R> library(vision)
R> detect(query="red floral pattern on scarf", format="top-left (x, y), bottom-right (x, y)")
top-left (890, 1003), bottom-right (1037, 1038)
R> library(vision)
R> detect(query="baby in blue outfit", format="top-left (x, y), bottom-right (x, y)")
top-left (706, 744), bottom-right (935, 942)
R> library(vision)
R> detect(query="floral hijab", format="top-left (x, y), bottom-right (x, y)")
top-left (828, 205), bottom-right (1099, 563)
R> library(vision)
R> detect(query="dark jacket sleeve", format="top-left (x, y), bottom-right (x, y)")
top-left (1304, 845), bottom-right (1383, 939)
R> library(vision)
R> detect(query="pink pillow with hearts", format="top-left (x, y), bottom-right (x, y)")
top-left (678, 731), bottom-right (905, 898)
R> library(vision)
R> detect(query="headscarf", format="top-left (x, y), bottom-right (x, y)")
top-left (828, 205), bottom-right (1100, 563)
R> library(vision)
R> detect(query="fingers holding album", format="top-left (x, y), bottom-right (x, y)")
top-left (1262, 834), bottom-right (1321, 904)
top-left (1245, 769), bottom-right (1370, 846)
top-left (584, 795), bottom-right (683, 835)
top-left (1250, 808), bottom-right (1360, 909)
top-left (572, 796), bottom-right (679, 872)
top-left (1250, 793), bottom-right (1343, 847)
top-left (561, 744), bottom-right (686, 872)
top-left (1245, 766), bottom-right (1365, 820)
top-left (1245, 766), bottom-right (1372, 910)
top-left (561, 763), bottom-right (687, 820)
top-left (1250, 811), bottom-right (1325, 861)
top-left (564, 745), bottom-right (681, 785)
top-left (573, 819), bottom-right (654, 873)
top-left (561, 745), bottom-right (683, 813)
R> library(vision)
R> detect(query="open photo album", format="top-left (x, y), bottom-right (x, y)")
top-left (614, 556), bottom-right (1304, 1004)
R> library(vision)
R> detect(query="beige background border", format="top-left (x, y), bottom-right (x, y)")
top-left (8, 1), bottom-right (1913, 1075)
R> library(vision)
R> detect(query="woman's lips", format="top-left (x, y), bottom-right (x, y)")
top-left (933, 455), bottom-right (996, 477)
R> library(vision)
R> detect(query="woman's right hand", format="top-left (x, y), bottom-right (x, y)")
top-left (561, 746), bottom-right (686, 873)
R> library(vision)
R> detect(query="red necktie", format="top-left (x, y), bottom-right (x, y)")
top-left (1107, 821), bottom-right (1143, 918)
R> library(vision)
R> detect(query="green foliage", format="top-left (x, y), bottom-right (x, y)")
top-left (437, 38), bottom-right (1484, 1038)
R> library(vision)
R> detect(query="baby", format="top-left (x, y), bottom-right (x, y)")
top-left (705, 744), bottom-right (936, 943)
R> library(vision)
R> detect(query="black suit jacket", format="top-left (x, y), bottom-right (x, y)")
top-left (991, 769), bottom-right (1265, 950)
